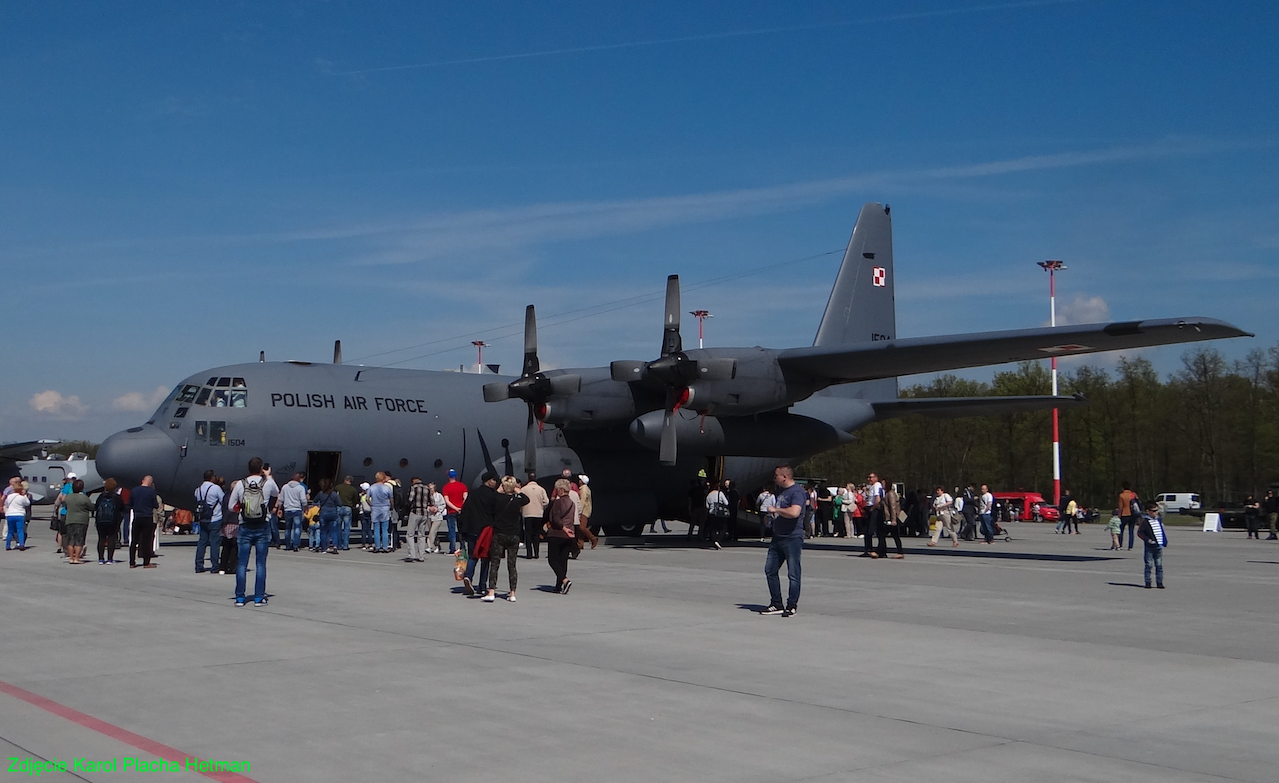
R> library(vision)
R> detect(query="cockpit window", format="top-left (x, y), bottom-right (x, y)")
top-left (194, 388), bottom-right (212, 406)
top-left (229, 390), bottom-right (247, 407)
top-left (194, 421), bottom-right (208, 442)
top-left (176, 385), bottom-right (200, 403)
top-left (212, 390), bottom-right (230, 407)
top-left (209, 421), bottom-right (227, 446)
top-left (232, 378), bottom-right (246, 388)
top-left (207, 377), bottom-right (218, 386)
top-left (217, 377), bottom-right (232, 387)
top-left (173, 407), bottom-right (189, 418)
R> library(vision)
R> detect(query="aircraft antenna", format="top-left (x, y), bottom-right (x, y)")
top-left (334, 340), bottom-right (343, 365)
top-left (259, 351), bottom-right (265, 363)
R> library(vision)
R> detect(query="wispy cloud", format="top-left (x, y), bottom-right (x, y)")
top-left (336, 0), bottom-right (1091, 74)
top-left (272, 139), bottom-right (1244, 268)
top-left (1054, 294), bottom-right (1111, 326)
top-left (112, 386), bottom-right (170, 413)
top-left (29, 390), bottom-right (88, 419)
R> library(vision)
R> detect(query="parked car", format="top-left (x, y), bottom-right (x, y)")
top-left (993, 491), bottom-right (1060, 522)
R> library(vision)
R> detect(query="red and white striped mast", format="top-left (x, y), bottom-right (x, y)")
top-left (689, 310), bottom-right (711, 349)
top-left (1038, 260), bottom-right (1066, 506)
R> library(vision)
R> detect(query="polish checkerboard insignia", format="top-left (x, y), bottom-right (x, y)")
top-left (872, 267), bottom-right (886, 287)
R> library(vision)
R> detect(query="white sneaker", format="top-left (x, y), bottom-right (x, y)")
top-left (481, 594), bottom-right (495, 602)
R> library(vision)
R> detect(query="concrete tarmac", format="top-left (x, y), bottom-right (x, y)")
top-left (2, 516), bottom-right (1277, 782)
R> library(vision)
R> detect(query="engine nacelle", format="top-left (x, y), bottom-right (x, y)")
top-left (628, 410), bottom-right (854, 456)
top-left (539, 392), bottom-right (638, 428)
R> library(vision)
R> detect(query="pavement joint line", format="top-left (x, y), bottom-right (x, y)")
top-left (0, 681), bottom-right (263, 783)
top-left (0, 729), bottom-right (95, 783)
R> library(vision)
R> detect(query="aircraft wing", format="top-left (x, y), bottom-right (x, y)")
top-left (0, 439), bottom-right (58, 463)
top-left (872, 393), bottom-right (1087, 421)
top-left (779, 318), bottom-right (1252, 383)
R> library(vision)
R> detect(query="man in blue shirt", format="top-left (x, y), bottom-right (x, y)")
top-left (366, 472), bottom-right (395, 553)
top-left (760, 465), bottom-right (806, 617)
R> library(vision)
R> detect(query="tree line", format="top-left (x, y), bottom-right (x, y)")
top-left (798, 346), bottom-right (1279, 511)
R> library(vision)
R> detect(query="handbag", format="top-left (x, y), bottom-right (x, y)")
top-left (896, 510), bottom-right (908, 524)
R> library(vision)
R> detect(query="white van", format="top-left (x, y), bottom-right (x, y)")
top-left (1155, 492), bottom-right (1200, 513)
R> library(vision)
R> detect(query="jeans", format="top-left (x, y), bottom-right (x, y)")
top-left (358, 509), bottom-right (372, 548)
top-left (236, 524), bottom-right (270, 601)
top-left (371, 508), bottom-right (391, 550)
top-left (1120, 516), bottom-right (1138, 549)
top-left (980, 512), bottom-right (994, 543)
top-left (308, 522), bottom-right (320, 549)
top-left (320, 511), bottom-right (339, 550)
top-left (462, 531), bottom-right (491, 588)
top-left (195, 519), bottom-right (222, 571)
top-left (764, 535), bottom-right (803, 609)
top-left (338, 507), bottom-right (352, 549)
top-left (268, 512), bottom-right (280, 546)
top-left (284, 510), bottom-right (304, 550)
top-left (444, 514), bottom-right (458, 552)
top-left (1143, 543), bottom-right (1164, 586)
top-left (6, 515), bottom-right (26, 548)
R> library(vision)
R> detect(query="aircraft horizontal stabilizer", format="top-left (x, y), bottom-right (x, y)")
top-left (872, 393), bottom-right (1087, 421)
top-left (780, 318), bottom-right (1252, 384)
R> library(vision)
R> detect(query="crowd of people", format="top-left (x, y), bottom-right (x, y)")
top-left (15, 455), bottom-right (1267, 607)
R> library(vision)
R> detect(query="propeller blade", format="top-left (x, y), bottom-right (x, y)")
top-left (482, 382), bottom-right (511, 402)
top-left (476, 430), bottom-right (498, 479)
top-left (610, 361), bottom-right (646, 383)
top-left (660, 275), bottom-right (682, 357)
top-left (696, 358), bottom-right (737, 382)
top-left (522, 305), bottom-right (539, 377)
top-left (525, 407), bottom-right (538, 478)
top-left (503, 438), bottom-right (514, 478)
top-left (659, 407), bottom-right (678, 465)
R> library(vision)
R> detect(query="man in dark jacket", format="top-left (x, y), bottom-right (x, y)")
top-left (460, 472), bottom-right (498, 596)
top-left (129, 476), bottom-right (160, 568)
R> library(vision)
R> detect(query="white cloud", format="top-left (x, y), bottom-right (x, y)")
top-left (29, 390), bottom-right (88, 419)
top-left (1054, 294), bottom-right (1111, 326)
top-left (112, 386), bottom-right (170, 413)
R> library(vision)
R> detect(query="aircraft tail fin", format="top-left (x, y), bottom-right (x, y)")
top-left (812, 202), bottom-right (897, 401)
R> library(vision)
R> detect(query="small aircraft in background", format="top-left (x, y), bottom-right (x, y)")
top-left (16, 452), bottom-right (104, 504)
top-left (97, 203), bottom-right (1251, 533)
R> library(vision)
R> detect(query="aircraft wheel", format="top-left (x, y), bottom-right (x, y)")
top-left (607, 522), bottom-right (646, 538)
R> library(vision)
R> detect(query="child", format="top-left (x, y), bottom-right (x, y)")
top-left (305, 504), bottom-right (321, 551)
top-left (1107, 510), bottom-right (1122, 550)
top-left (1137, 500), bottom-right (1168, 589)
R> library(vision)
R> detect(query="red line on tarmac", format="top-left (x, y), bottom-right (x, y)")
top-left (0, 679), bottom-right (261, 783)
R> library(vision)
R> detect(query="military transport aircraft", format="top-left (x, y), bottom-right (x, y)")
top-left (97, 203), bottom-right (1250, 534)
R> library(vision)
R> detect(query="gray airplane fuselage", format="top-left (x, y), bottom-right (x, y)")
top-left (96, 360), bottom-right (788, 530)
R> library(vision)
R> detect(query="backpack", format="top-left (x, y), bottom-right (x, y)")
top-left (1129, 496), bottom-right (1142, 516)
top-left (708, 492), bottom-right (730, 518)
top-left (392, 483), bottom-right (409, 516)
top-left (241, 478), bottom-right (267, 522)
top-left (197, 486), bottom-right (218, 523)
top-left (95, 493), bottom-right (118, 525)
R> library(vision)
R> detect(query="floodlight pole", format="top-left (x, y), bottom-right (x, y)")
top-left (472, 340), bottom-right (488, 373)
top-left (1038, 260), bottom-right (1066, 506)
top-left (689, 310), bottom-right (711, 349)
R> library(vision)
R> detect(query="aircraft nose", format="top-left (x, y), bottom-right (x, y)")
top-left (97, 426), bottom-right (180, 488)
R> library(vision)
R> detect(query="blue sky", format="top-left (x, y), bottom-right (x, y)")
top-left (3, 0), bottom-right (1276, 442)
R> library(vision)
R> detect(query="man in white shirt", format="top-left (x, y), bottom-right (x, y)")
top-left (979, 484), bottom-right (996, 544)
top-left (860, 473), bottom-right (884, 558)
top-left (929, 486), bottom-right (959, 548)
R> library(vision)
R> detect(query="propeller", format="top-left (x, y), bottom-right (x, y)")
top-left (481, 305), bottom-right (581, 477)
top-left (609, 275), bottom-right (736, 465)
